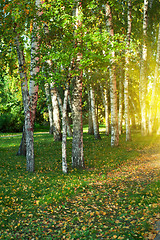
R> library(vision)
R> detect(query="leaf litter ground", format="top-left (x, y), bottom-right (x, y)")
top-left (0, 131), bottom-right (160, 239)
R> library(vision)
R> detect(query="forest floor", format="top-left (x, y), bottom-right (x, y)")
top-left (101, 151), bottom-right (160, 240)
top-left (0, 130), bottom-right (160, 239)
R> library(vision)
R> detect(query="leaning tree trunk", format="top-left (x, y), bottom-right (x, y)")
top-left (105, 2), bottom-right (119, 146)
top-left (15, 36), bottom-right (34, 172)
top-left (124, 0), bottom-right (132, 141)
top-left (50, 82), bottom-right (62, 141)
top-left (72, 1), bottom-right (84, 169)
top-left (139, 0), bottom-right (148, 136)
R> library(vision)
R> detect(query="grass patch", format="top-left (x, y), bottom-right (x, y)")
top-left (0, 128), bottom-right (160, 239)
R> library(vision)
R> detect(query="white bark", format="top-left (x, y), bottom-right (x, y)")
top-left (90, 86), bottom-right (101, 139)
top-left (15, 36), bottom-right (34, 172)
top-left (57, 91), bottom-right (73, 137)
top-left (118, 72), bottom-right (123, 135)
top-left (100, 84), bottom-right (109, 136)
top-left (50, 82), bottom-right (62, 141)
top-left (45, 83), bottom-right (54, 134)
top-left (62, 85), bottom-right (69, 174)
top-left (140, 0), bottom-right (148, 136)
top-left (88, 89), bottom-right (94, 135)
top-left (71, 1), bottom-right (84, 168)
top-left (105, 2), bottom-right (119, 146)
top-left (149, 23), bottom-right (160, 135)
top-left (124, 0), bottom-right (132, 141)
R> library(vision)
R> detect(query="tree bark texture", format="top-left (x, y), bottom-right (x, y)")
top-left (105, 2), bottom-right (119, 146)
top-left (149, 23), bottom-right (160, 134)
top-left (71, 1), bottom-right (84, 169)
top-left (45, 82), bottom-right (54, 134)
top-left (100, 84), bottom-right (109, 136)
top-left (124, 0), bottom-right (132, 141)
top-left (57, 91), bottom-right (73, 137)
top-left (90, 86), bottom-right (101, 139)
top-left (139, 0), bottom-right (148, 136)
top-left (72, 76), bottom-right (84, 168)
top-left (118, 71), bottom-right (123, 135)
top-left (15, 37), bottom-right (34, 172)
top-left (62, 86), bottom-right (69, 174)
top-left (50, 82), bottom-right (62, 141)
top-left (88, 88), bottom-right (94, 135)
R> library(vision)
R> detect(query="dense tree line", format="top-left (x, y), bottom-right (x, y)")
top-left (0, 0), bottom-right (160, 172)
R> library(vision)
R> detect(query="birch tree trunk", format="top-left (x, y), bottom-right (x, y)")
top-left (90, 86), bottom-right (101, 139)
top-left (118, 71), bottom-right (123, 135)
top-left (139, 0), bottom-right (148, 136)
top-left (88, 88), bottom-right (94, 135)
top-left (124, 0), bottom-right (132, 141)
top-left (149, 23), bottom-right (160, 134)
top-left (100, 84), bottom-right (109, 136)
top-left (16, 0), bottom-right (40, 156)
top-left (62, 85), bottom-right (69, 174)
top-left (72, 1), bottom-right (84, 169)
top-left (105, 2), bottom-right (119, 146)
top-left (45, 82), bottom-right (54, 134)
top-left (15, 36), bottom-right (34, 172)
top-left (57, 91), bottom-right (73, 137)
top-left (50, 82), bottom-right (62, 141)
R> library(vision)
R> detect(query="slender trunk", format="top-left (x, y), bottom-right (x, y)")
top-left (118, 71), bottom-right (123, 135)
top-left (72, 1), bottom-right (84, 169)
top-left (72, 75), bottom-right (84, 168)
top-left (16, 0), bottom-right (40, 156)
top-left (15, 36), bottom-right (34, 172)
top-left (124, 0), bottom-right (132, 141)
top-left (105, 2), bottom-right (119, 146)
top-left (90, 86), bottom-right (101, 139)
top-left (16, 125), bottom-right (26, 156)
top-left (62, 85), bottom-right (69, 174)
top-left (149, 23), bottom-right (160, 134)
top-left (139, 0), bottom-right (148, 136)
top-left (100, 84), bottom-right (109, 136)
top-left (88, 88), bottom-right (94, 135)
top-left (57, 91), bottom-right (73, 137)
top-left (50, 82), bottom-right (62, 141)
top-left (45, 82), bottom-right (54, 134)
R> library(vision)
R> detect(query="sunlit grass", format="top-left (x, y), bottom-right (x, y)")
top-left (0, 127), bottom-right (160, 239)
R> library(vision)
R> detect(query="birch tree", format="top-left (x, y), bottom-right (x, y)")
top-left (100, 83), bottom-right (109, 136)
top-left (45, 82), bottom-right (54, 134)
top-left (88, 88), bottom-right (94, 135)
top-left (90, 86), bottom-right (101, 139)
top-left (17, 0), bottom-right (41, 155)
top-left (50, 82), bottom-right (62, 141)
top-left (118, 69), bottom-right (123, 135)
top-left (124, 0), bottom-right (132, 141)
top-left (139, 0), bottom-right (148, 136)
top-left (105, 2), bottom-right (119, 146)
top-left (72, 1), bottom-right (85, 168)
top-left (15, 36), bottom-right (34, 172)
top-left (149, 23), bottom-right (160, 134)
top-left (62, 84), bottom-right (69, 174)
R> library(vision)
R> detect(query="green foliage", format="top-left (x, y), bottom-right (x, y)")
top-left (0, 72), bottom-right (24, 133)
top-left (0, 128), bottom-right (159, 239)
top-left (0, 113), bottom-right (24, 133)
